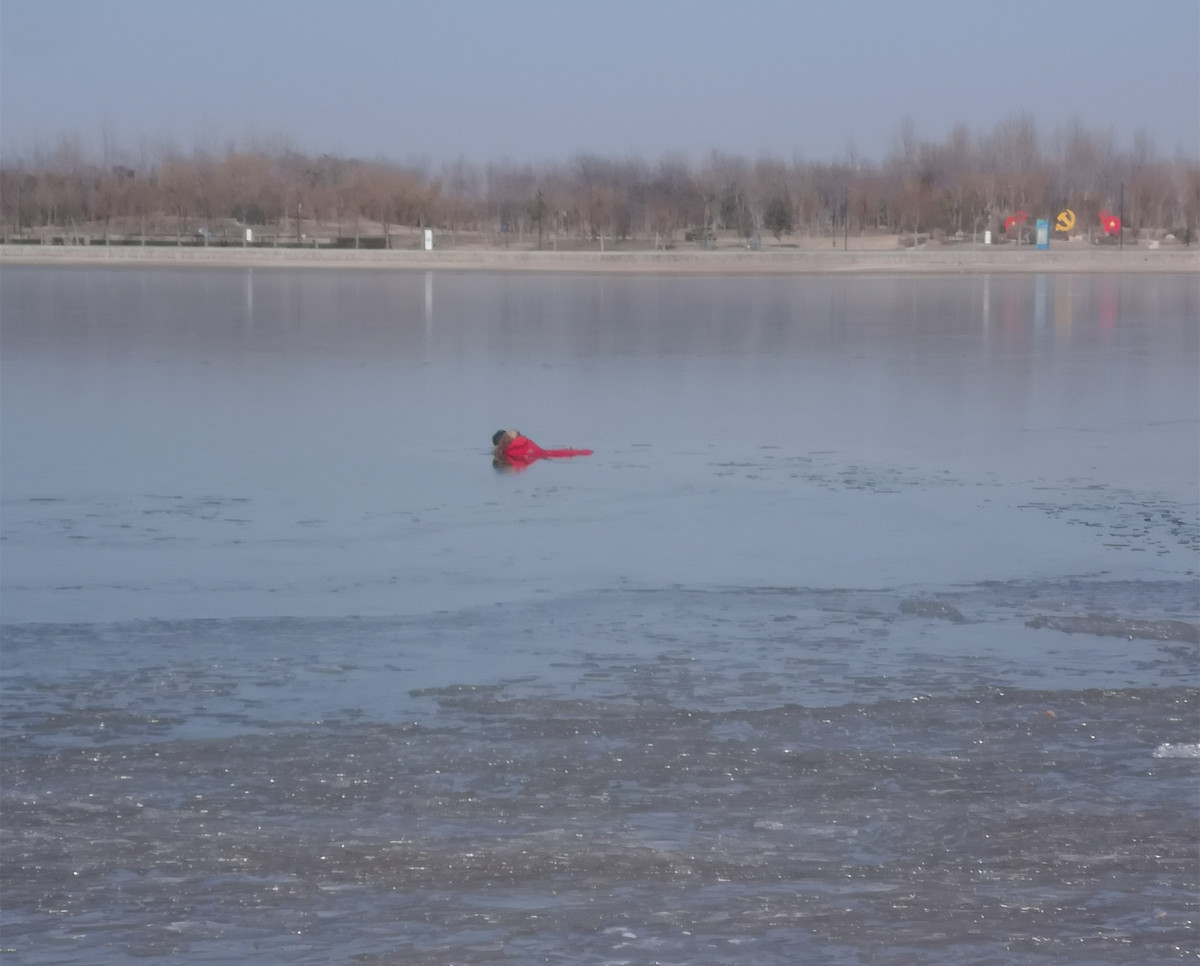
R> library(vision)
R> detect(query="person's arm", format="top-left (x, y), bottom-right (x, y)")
top-left (534, 447), bottom-right (593, 458)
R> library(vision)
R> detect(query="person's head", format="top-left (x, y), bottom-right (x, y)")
top-left (492, 429), bottom-right (519, 447)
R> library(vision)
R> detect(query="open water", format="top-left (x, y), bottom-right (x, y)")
top-left (1, 266), bottom-right (1197, 964)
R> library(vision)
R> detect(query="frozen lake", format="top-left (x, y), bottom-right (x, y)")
top-left (3, 267), bottom-right (1196, 623)
top-left (2, 266), bottom-right (1197, 964)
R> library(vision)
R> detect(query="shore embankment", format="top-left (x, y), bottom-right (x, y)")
top-left (1, 243), bottom-right (1197, 275)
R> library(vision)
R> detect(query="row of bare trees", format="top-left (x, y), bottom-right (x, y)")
top-left (2, 117), bottom-right (1197, 246)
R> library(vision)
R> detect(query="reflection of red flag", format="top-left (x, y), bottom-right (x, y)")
top-left (1098, 210), bottom-right (1121, 236)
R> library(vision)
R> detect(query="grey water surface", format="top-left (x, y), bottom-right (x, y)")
top-left (2, 266), bottom-right (1197, 964)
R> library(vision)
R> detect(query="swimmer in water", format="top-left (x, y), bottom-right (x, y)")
top-left (492, 430), bottom-right (593, 469)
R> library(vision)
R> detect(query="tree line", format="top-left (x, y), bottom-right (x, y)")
top-left (1, 116), bottom-right (1196, 246)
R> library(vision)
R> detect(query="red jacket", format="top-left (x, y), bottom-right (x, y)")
top-left (498, 435), bottom-right (593, 467)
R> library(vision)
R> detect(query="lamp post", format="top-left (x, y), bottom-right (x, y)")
top-left (1118, 181), bottom-right (1124, 251)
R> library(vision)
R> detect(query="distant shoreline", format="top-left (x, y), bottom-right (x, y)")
top-left (2, 243), bottom-right (1197, 275)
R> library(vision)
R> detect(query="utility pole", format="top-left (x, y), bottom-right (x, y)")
top-left (1118, 181), bottom-right (1124, 250)
top-left (843, 187), bottom-right (849, 251)
top-left (535, 188), bottom-right (545, 251)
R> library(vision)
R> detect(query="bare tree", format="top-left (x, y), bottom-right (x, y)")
top-left (2, 119), bottom-right (1193, 250)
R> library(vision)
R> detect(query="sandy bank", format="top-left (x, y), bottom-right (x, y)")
top-left (2, 243), bottom-right (1197, 275)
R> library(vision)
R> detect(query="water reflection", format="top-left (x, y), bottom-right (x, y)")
top-left (244, 267), bottom-right (254, 327)
top-left (1054, 274), bottom-right (1073, 341)
top-left (1100, 276), bottom-right (1120, 329)
top-left (424, 269), bottom-right (433, 337)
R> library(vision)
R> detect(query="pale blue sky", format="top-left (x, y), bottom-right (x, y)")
top-left (2, 0), bottom-right (1197, 164)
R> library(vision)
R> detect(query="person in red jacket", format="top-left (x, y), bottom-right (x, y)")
top-left (492, 429), bottom-right (592, 469)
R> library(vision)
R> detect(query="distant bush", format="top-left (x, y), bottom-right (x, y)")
top-left (232, 204), bottom-right (267, 226)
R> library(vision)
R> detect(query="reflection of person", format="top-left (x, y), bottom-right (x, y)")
top-left (492, 429), bottom-right (593, 470)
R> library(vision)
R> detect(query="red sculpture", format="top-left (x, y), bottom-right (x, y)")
top-left (1004, 210), bottom-right (1028, 234)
